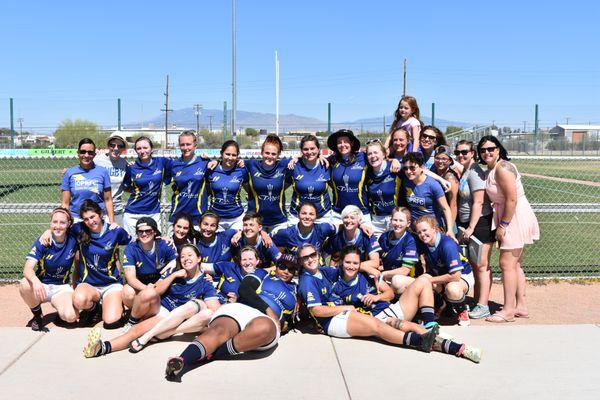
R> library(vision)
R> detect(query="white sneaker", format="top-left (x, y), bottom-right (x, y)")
top-left (462, 345), bottom-right (482, 363)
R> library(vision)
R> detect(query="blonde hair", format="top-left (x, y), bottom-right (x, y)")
top-left (341, 205), bottom-right (363, 221)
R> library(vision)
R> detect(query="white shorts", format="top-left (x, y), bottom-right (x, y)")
top-left (218, 214), bottom-right (244, 232)
top-left (326, 310), bottom-right (352, 338)
top-left (329, 211), bottom-right (373, 230)
top-left (41, 283), bottom-right (73, 303)
top-left (374, 301), bottom-right (404, 322)
top-left (94, 283), bottom-right (123, 301)
top-left (123, 212), bottom-right (161, 238)
top-left (371, 215), bottom-right (391, 238)
top-left (210, 303), bottom-right (280, 351)
top-left (461, 272), bottom-right (475, 297)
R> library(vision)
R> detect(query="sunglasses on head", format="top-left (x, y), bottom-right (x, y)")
top-left (480, 146), bottom-right (498, 153)
top-left (454, 149), bottom-right (471, 156)
top-left (366, 138), bottom-right (382, 145)
top-left (79, 150), bottom-right (95, 155)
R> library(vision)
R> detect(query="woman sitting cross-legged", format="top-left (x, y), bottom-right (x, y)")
top-left (82, 244), bottom-right (221, 358)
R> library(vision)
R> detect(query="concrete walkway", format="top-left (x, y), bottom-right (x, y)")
top-left (1, 325), bottom-right (599, 400)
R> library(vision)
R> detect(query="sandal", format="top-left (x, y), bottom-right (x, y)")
top-left (129, 338), bottom-right (146, 353)
top-left (485, 313), bottom-right (515, 323)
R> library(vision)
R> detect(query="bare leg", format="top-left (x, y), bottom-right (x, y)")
top-left (493, 248), bottom-right (522, 320)
top-left (19, 278), bottom-right (41, 308)
top-left (131, 287), bottom-right (160, 320)
top-left (163, 309), bottom-right (213, 337)
top-left (108, 316), bottom-right (163, 351)
top-left (101, 290), bottom-right (124, 326)
top-left (122, 284), bottom-right (136, 309)
top-left (73, 283), bottom-right (101, 312)
top-left (391, 275), bottom-right (415, 295)
top-left (229, 317), bottom-right (276, 352)
top-left (515, 253), bottom-right (529, 316)
top-left (474, 243), bottom-right (493, 306)
top-left (346, 311), bottom-right (407, 345)
top-left (194, 317), bottom-right (240, 355)
top-left (399, 276), bottom-right (434, 321)
top-left (137, 302), bottom-right (199, 346)
top-left (50, 291), bottom-right (77, 323)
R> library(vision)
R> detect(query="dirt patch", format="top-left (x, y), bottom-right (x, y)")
top-left (2, 281), bottom-right (599, 328)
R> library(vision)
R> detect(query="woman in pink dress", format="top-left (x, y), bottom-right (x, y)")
top-left (477, 135), bottom-right (539, 323)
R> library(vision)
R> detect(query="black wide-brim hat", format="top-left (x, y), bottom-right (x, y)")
top-left (327, 129), bottom-right (361, 154)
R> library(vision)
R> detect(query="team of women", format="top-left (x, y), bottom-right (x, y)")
top-left (19, 95), bottom-right (540, 379)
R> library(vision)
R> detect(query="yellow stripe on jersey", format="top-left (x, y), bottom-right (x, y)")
top-left (216, 275), bottom-right (226, 292)
top-left (107, 247), bottom-right (119, 281)
top-left (331, 176), bottom-right (339, 208)
top-left (247, 176), bottom-right (260, 213)
top-left (39, 258), bottom-right (46, 279)
top-left (278, 184), bottom-right (286, 216)
top-left (357, 167), bottom-right (368, 208)
top-left (393, 175), bottom-right (402, 206)
top-left (172, 187), bottom-right (180, 215)
top-left (79, 244), bottom-right (89, 283)
top-left (197, 180), bottom-right (206, 213)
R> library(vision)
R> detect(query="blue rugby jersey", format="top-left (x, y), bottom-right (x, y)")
top-left (212, 261), bottom-right (249, 304)
top-left (403, 175), bottom-right (445, 226)
top-left (245, 158), bottom-right (290, 226)
top-left (325, 229), bottom-right (381, 261)
top-left (365, 161), bottom-right (402, 216)
top-left (329, 153), bottom-right (369, 214)
top-left (169, 156), bottom-right (210, 224)
top-left (378, 231), bottom-right (419, 274)
top-left (160, 271), bottom-right (219, 311)
top-left (71, 222), bottom-right (132, 286)
top-left (61, 164), bottom-right (111, 219)
top-left (288, 159), bottom-right (332, 218)
top-left (332, 272), bottom-right (390, 316)
top-left (123, 157), bottom-right (172, 214)
top-left (207, 164), bottom-right (248, 219)
top-left (26, 235), bottom-right (78, 285)
top-left (271, 223), bottom-right (336, 255)
top-left (197, 229), bottom-right (237, 264)
top-left (421, 233), bottom-right (472, 277)
top-left (298, 267), bottom-right (342, 332)
top-left (231, 235), bottom-right (281, 269)
top-left (248, 269), bottom-right (297, 323)
top-left (123, 240), bottom-right (177, 284)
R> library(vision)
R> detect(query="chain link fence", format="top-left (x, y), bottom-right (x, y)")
top-left (1, 152), bottom-right (599, 280)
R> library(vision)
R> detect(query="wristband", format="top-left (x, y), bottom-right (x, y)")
top-left (499, 220), bottom-right (510, 226)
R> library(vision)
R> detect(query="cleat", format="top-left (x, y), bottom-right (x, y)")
top-left (457, 310), bottom-right (470, 326)
top-left (165, 357), bottom-right (185, 380)
top-left (418, 324), bottom-right (439, 353)
top-left (462, 345), bottom-right (482, 363)
top-left (83, 327), bottom-right (102, 358)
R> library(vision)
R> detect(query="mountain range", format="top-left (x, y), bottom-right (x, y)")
top-left (126, 107), bottom-right (470, 132)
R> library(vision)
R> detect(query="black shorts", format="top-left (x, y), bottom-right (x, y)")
top-left (458, 213), bottom-right (496, 244)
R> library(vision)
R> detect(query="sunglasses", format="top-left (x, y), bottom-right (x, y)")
top-left (278, 264), bottom-right (298, 272)
top-left (454, 149), bottom-right (471, 156)
top-left (109, 143), bottom-right (125, 149)
top-left (137, 229), bottom-right (154, 235)
top-left (366, 138), bottom-right (382, 145)
top-left (79, 150), bottom-right (95, 155)
top-left (420, 133), bottom-right (437, 141)
top-left (402, 165), bottom-right (418, 172)
top-left (299, 251), bottom-right (318, 262)
top-left (480, 146), bottom-right (498, 154)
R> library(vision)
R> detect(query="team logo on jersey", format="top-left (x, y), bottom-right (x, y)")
top-left (306, 292), bottom-right (315, 302)
top-left (45, 254), bottom-right (54, 260)
top-left (91, 254), bottom-right (101, 270)
top-left (212, 176), bottom-right (220, 182)
top-left (176, 171), bottom-right (183, 177)
top-left (374, 189), bottom-right (394, 208)
top-left (295, 174), bottom-right (304, 180)
top-left (351, 164), bottom-right (364, 170)
top-left (273, 171), bottom-right (284, 178)
top-left (230, 176), bottom-right (241, 183)
top-left (194, 168), bottom-right (204, 176)
top-left (336, 174), bottom-right (358, 193)
top-left (382, 175), bottom-right (394, 183)
top-left (135, 173), bottom-right (143, 179)
top-left (259, 184), bottom-right (279, 202)
top-left (221, 245), bottom-right (230, 256)
top-left (254, 171), bottom-right (262, 177)
top-left (104, 241), bottom-right (114, 251)
top-left (152, 169), bottom-right (162, 176)
top-left (316, 174), bottom-right (329, 182)
top-left (66, 248), bottom-right (75, 260)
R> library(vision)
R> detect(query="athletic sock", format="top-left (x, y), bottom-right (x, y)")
top-left (31, 305), bottom-right (43, 318)
top-left (127, 315), bottom-right (140, 325)
top-left (419, 306), bottom-right (435, 325)
top-left (436, 338), bottom-right (464, 356)
top-left (212, 338), bottom-right (241, 358)
top-left (402, 332), bottom-right (423, 348)
top-left (98, 341), bottom-right (112, 356)
top-left (180, 339), bottom-right (207, 366)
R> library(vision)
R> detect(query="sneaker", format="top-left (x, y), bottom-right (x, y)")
top-left (422, 321), bottom-right (439, 330)
top-left (418, 324), bottom-right (439, 353)
top-left (83, 327), bottom-right (102, 358)
top-left (165, 357), bottom-right (185, 380)
top-left (462, 345), bottom-right (482, 363)
top-left (468, 304), bottom-right (491, 319)
top-left (458, 310), bottom-right (470, 326)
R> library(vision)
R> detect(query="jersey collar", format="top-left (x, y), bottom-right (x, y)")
top-left (428, 232), bottom-right (442, 251)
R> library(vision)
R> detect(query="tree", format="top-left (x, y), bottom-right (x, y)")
top-left (445, 126), bottom-right (463, 136)
top-left (54, 119), bottom-right (105, 148)
top-left (245, 127), bottom-right (259, 137)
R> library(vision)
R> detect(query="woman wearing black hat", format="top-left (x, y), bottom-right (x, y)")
top-left (326, 129), bottom-right (372, 227)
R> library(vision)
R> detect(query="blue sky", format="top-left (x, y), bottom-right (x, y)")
top-left (1, 0), bottom-right (598, 132)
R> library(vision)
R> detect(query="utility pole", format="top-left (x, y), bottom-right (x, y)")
top-left (223, 101), bottom-right (228, 141)
top-left (232, 0), bottom-right (237, 141)
top-left (9, 98), bottom-right (14, 149)
top-left (565, 117), bottom-right (571, 125)
top-left (194, 104), bottom-right (202, 134)
top-left (117, 98), bottom-right (122, 130)
top-left (161, 75), bottom-right (172, 148)
top-left (534, 104), bottom-right (539, 155)
top-left (327, 103), bottom-right (331, 134)
top-left (275, 50), bottom-right (280, 135)
top-left (17, 117), bottom-right (23, 147)
top-left (431, 103), bottom-right (435, 126)
top-left (523, 121), bottom-right (527, 133)
top-left (403, 58), bottom-right (407, 97)
top-left (208, 115), bottom-right (213, 133)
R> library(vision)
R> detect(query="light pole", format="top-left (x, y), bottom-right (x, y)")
top-left (232, 0), bottom-right (237, 141)
top-left (194, 104), bottom-right (202, 135)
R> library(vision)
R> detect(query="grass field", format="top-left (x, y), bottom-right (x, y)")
top-left (1, 157), bottom-right (599, 279)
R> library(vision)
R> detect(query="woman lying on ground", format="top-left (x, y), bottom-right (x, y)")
top-left (19, 207), bottom-right (78, 331)
top-left (333, 246), bottom-right (481, 363)
top-left (297, 243), bottom-right (438, 353)
top-left (164, 248), bottom-right (298, 380)
top-left (83, 244), bottom-right (221, 357)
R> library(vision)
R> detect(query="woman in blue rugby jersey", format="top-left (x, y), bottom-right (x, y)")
top-left (83, 243), bottom-right (221, 357)
top-left (71, 200), bottom-right (132, 328)
top-left (195, 211), bottom-right (237, 263)
top-left (334, 246), bottom-right (481, 363)
top-left (165, 246), bottom-right (298, 380)
top-left (288, 135), bottom-right (333, 224)
top-left (206, 140), bottom-right (248, 231)
top-left (61, 138), bottom-right (114, 223)
top-left (122, 136), bottom-right (172, 238)
top-left (20, 207), bottom-right (78, 331)
top-left (168, 131), bottom-right (210, 230)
